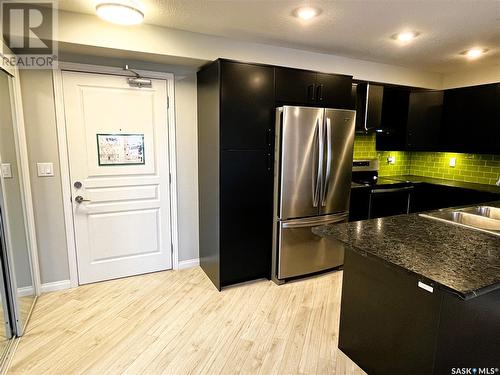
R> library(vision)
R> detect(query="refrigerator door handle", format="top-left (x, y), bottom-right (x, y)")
top-left (321, 117), bottom-right (333, 206)
top-left (281, 212), bottom-right (349, 228)
top-left (312, 117), bottom-right (323, 207)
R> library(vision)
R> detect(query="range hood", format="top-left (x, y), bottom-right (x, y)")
top-left (352, 82), bottom-right (388, 134)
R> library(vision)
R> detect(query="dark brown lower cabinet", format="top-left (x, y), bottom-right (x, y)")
top-left (349, 183), bottom-right (500, 221)
top-left (348, 187), bottom-right (371, 221)
top-left (339, 250), bottom-right (500, 375)
top-left (219, 150), bottom-right (272, 287)
top-left (410, 183), bottom-right (500, 213)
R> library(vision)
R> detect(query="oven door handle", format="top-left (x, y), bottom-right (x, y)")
top-left (370, 186), bottom-right (414, 194)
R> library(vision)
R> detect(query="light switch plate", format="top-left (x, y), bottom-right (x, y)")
top-left (37, 162), bottom-right (54, 177)
top-left (1, 163), bottom-right (12, 178)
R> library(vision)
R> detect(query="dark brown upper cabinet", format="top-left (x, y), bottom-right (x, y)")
top-left (275, 67), bottom-right (353, 109)
top-left (376, 87), bottom-right (444, 152)
top-left (220, 60), bottom-right (275, 150)
top-left (377, 82), bottom-right (500, 154)
top-left (315, 73), bottom-right (353, 109)
top-left (406, 90), bottom-right (444, 151)
top-left (275, 67), bottom-right (317, 105)
top-left (440, 83), bottom-right (500, 154)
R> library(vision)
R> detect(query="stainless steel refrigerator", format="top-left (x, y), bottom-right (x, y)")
top-left (272, 106), bottom-right (356, 283)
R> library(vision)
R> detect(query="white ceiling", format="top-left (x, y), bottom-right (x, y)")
top-left (57, 0), bottom-right (500, 74)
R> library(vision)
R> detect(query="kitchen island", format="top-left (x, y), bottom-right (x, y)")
top-left (314, 202), bottom-right (500, 375)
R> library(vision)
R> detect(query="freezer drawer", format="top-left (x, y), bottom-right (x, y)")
top-left (277, 214), bottom-right (347, 279)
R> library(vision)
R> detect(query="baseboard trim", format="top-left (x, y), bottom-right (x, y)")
top-left (17, 286), bottom-right (34, 297)
top-left (41, 280), bottom-right (71, 293)
top-left (178, 258), bottom-right (200, 270)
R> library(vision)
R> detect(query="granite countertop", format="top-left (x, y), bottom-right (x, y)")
top-left (385, 175), bottom-right (500, 195)
top-left (313, 201), bottom-right (500, 300)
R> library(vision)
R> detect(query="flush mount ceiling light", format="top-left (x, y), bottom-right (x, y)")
top-left (293, 6), bottom-right (321, 20)
top-left (392, 31), bottom-right (420, 43)
top-left (461, 48), bottom-right (488, 60)
top-left (96, 1), bottom-right (144, 25)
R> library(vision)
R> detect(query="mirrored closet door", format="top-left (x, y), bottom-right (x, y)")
top-left (0, 67), bottom-right (38, 362)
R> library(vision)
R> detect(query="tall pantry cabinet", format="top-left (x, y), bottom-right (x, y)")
top-left (197, 59), bottom-right (275, 290)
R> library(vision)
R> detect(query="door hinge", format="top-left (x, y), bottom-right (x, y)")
top-left (167, 96), bottom-right (170, 109)
top-left (170, 243), bottom-right (173, 254)
top-left (169, 173), bottom-right (171, 184)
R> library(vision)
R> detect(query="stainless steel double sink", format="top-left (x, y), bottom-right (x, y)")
top-left (420, 206), bottom-right (500, 236)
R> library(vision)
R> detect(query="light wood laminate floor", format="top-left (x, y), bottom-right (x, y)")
top-left (9, 267), bottom-right (366, 374)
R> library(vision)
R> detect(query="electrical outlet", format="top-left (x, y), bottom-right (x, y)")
top-left (449, 157), bottom-right (456, 167)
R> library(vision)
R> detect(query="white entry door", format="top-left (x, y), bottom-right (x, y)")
top-left (62, 71), bottom-right (172, 285)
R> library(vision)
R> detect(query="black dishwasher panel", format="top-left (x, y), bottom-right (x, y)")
top-left (368, 186), bottom-right (414, 219)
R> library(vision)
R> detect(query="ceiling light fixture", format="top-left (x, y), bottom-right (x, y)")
top-left (461, 48), bottom-right (488, 59)
top-left (392, 31), bottom-right (420, 43)
top-left (294, 6), bottom-right (321, 20)
top-left (96, 1), bottom-right (144, 25)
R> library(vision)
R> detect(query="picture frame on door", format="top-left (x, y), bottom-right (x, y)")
top-left (96, 133), bottom-right (145, 166)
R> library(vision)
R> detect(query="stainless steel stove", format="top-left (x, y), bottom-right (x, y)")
top-left (351, 159), bottom-right (414, 218)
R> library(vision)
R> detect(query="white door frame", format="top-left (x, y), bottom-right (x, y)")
top-left (52, 62), bottom-right (180, 288)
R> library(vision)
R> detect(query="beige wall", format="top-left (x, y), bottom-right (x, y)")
top-left (19, 62), bottom-right (199, 284)
top-left (442, 63), bottom-right (500, 89)
top-left (174, 73), bottom-right (200, 263)
top-left (19, 70), bottom-right (70, 283)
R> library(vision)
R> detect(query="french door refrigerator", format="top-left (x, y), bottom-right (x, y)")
top-left (272, 106), bottom-right (356, 282)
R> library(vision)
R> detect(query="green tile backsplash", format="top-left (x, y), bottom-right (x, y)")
top-left (353, 134), bottom-right (412, 176)
top-left (353, 134), bottom-right (500, 185)
top-left (411, 152), bottom-right (500, 185)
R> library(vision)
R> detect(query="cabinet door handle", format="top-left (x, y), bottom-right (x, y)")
top-left (266, 128), bottom-right (272, 147)
top-left (308, 84), bottom-right (316, 101)
top-left (316, 84), bottom-right (324, 102)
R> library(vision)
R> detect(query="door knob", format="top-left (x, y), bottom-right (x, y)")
top-left (74, 196), bottom-right (91, 204)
